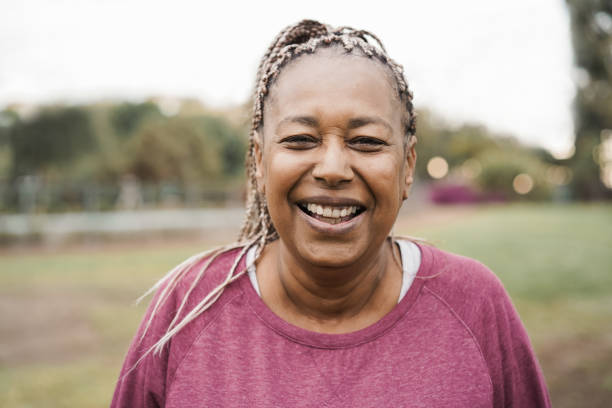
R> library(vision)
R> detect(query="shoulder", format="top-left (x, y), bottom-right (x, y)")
top-left (415, 244), bottom-right (515, 361)
top-left (171, 245), bottom-right (249, 303)
top-left (135, 244), bottom-right (250, 354)
top-left (417, 243), bottom-right (507, 308)
top-left (150, 246), bottom-right (250, 365)
top-left (138, 244), bottom-right (249, 342)
top-left (415, 244), bottom-right (551, 407)
top-left (111, 245), bottom-right (250, 406)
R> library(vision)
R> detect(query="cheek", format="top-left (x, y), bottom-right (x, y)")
top-left (360, 155), bottom-right (405, 199)
top-left (262, 150), bottom-right (309, 203)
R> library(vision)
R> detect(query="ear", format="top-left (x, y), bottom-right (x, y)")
top-left (253, 130), bottom-right (265, 194)
top-left (402, 136), bottom-right (417, 201)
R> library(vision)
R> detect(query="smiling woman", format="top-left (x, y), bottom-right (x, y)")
top-left (111, 20), bottom-right (551, 407)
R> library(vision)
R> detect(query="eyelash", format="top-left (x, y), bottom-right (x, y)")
top-left (282, 135), bottom-right (316, 143)
top-left (280, 135), bottom-right (387, 151)
top-left (280, 135), bottom-right (318, 149)
top-left (350, 137), bottom-right (386, 146)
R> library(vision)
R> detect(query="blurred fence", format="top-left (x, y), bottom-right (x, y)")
top-left (0, 207), bottom-right (245, 244)
top-left (0, 177), bottom-right (244, 213)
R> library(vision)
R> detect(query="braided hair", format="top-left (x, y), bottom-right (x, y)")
top-left (130, 20), bottom-right (416, 362)
top-left (239, 19), bottom-right (416, 244)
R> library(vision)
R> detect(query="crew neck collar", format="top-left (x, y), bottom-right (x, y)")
top-left (238, 242), bottom-right (433, 349)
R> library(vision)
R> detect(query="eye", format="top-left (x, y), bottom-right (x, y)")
top-left (349, 136), bottom-right (388, 152)
top-left (279, 134), bottom-right (318, 150)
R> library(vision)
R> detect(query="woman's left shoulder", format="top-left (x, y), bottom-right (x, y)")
top-left (416, 243), bottom-right (508, 304)
top-left (413, 243), bottom-right (552, 407)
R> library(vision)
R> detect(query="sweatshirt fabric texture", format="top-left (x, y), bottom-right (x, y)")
top-left (111, 243), bottom-right (551, 407)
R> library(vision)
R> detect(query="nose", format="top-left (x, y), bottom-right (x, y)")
top-left (311, 138), bottom-right (354, 187)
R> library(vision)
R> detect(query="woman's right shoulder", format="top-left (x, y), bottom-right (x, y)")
top-left (111, 245), bottom-right (250, 407)
top-left (142, 244), bottom-right (250, 333)
top-left (171, 245), bottom-right (249, 299)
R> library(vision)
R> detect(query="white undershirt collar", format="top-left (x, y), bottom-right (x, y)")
top-left (246, 239), bottom-right (421, 304)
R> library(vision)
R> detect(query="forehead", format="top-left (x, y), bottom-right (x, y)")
top-left (264, 49), bottom-right (402, 128)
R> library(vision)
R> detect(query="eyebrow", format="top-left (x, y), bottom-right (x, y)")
top-left (277, 115), bottom-right (392, 132)
top-left (277, 115), bottom-right (319, 129)
top-left (347, 116), bottom-right (392, 132)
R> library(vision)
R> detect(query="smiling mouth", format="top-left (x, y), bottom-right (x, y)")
top-left (297, 202), bottom-right (366, 225)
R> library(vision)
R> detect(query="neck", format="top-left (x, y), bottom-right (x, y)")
top-left (257, 238), bottom-right (401, 333)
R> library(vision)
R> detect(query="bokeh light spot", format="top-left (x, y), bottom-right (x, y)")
top-left (513, 173), bottom-right (534, 195)
top-left (427, 156), bottom-right (449, 179)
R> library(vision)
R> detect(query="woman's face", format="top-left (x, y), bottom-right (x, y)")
top-left (256, 49), bottom-right (416, 269)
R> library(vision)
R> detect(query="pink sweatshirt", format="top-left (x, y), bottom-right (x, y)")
top-left (111, 243), bottom-right (551, 407)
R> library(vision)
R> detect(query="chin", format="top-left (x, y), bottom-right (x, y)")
top-left (295, 238), bottom-right (374, 269)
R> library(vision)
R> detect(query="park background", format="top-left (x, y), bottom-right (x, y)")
top-left (1, 0), bottom-right (611, 407)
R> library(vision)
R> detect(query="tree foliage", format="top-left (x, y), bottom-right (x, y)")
top-left (415, 110), bottom-right (557, 200)
top-left (0, 100), bottom-right (562, 211)
top-left (566, 0), bottom-right (612, 198)
top-left (126, 117), bottom-right (223, 183)
top-left (111, 102), bottom-right (161, 137)
top-left (8, 107), bottom-right (97, 178)
top-left (0, 101), bottom-right (247, 185)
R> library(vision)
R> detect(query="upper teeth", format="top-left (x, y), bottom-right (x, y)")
top-left (305, 203), bottom-right (359, 218)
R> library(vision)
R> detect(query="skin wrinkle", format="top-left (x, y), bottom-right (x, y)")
top-left (252, 51), bottom-right (414, 332)
top-left (276, 116), bottom-right (394, 139)
top-left (137, 20), bottom-right (417, 352)
top-left (114, 23), bottom-right (550, 408)
top-left (242, 22), bottom-right (416, 243)
top-left (264, 51), bottom-right (402, 134)
top-left (276, 248), bottom-right (384, 319)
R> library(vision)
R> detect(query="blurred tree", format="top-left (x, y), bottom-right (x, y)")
top-left (126, 116), bottom-right (225, 184)
top-left (566, 0), bottom-right (612, 198)
top-left (111, 102), bottom-right (161, 138)
top-left (416, 110), bottom-right (520, 178)
top-left (197, 115), bottom-right (247, 176)
top-left (8, 107), bottom-right (97, 178)
top-left (0, 110), bottom-right (18, 178)
top-left (0, 101), bottom-right (249, 212)
top-left (415, 109), bottom-right (554, 199)
top-left (476, 149), bottom-right (552, 200)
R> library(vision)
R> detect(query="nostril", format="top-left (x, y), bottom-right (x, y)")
top-left (312, 158), bottom-right (354, 185)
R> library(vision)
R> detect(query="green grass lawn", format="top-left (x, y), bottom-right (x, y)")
top-left (1, 203), bottom-right (611, 407)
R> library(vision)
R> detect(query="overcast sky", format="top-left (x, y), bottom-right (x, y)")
top-left (1, 0), bottom-right (576, 157)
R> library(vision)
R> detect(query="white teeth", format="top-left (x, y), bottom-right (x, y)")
top-left (303, 203), bottom-right (361, 219)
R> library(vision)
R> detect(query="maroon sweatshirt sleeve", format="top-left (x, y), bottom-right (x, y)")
top-left (478, 278), bottom-right (551, 407)
top-left (424, 248), bottom-right (551, 408)
top-left (110, 248), bottom-right (244, 408)
top-left (110, 282), bottom-right (176, 408)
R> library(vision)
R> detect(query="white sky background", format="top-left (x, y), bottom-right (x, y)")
top-left (1, 0), bottom-right (575, 157)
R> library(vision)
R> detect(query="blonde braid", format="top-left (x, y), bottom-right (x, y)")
top-left (239, 19), bottom-right (416, 246)
top-left (129, 20), bottom-right (416, 366)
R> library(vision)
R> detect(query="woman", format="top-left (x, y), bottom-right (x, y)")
top-left (112, 20), bottom-right (550, 407)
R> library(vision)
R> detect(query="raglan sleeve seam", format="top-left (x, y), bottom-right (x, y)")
top-left (166, 290), bottom-right (244, 394)
top-left (422, 285), bottom-right (496, 394)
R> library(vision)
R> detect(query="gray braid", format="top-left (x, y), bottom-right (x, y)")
top-left (239, 19), bottom-right (416, 245)
top-left (131, 20), bottom-right (416, 362)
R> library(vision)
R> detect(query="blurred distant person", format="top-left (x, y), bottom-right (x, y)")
top-left (116, 173), bottom-right (143, 210)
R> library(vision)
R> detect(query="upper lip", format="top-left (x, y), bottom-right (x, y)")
top-left (296, 196), bottom-right (366, 208)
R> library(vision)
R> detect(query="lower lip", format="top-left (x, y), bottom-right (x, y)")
top-left (296, 205), bottom-right (365, 235)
